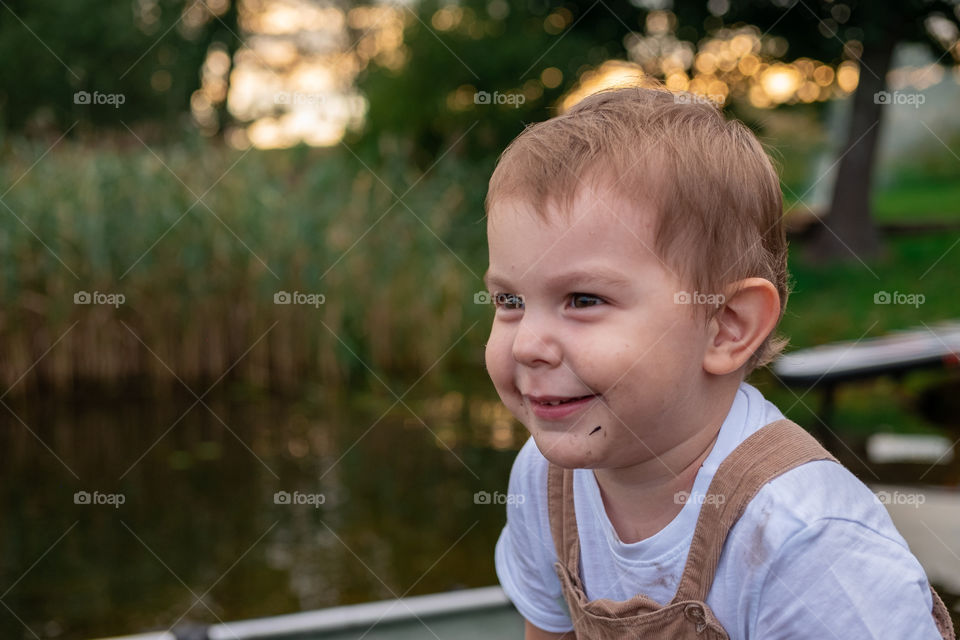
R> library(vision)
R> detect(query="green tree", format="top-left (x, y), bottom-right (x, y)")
top-left (0, 0), bottom-right (240, 136)
top-left (350, 0), bottom-right (645, 169)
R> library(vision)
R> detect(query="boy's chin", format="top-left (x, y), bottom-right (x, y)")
top-left (530, 430), bottom-right (605, 469)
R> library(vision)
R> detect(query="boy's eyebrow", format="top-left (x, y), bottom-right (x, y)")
top-left (483, 268), bottom-right (632, 290)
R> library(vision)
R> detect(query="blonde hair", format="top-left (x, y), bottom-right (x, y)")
top-left (485, 84), bottom-right (790, 375)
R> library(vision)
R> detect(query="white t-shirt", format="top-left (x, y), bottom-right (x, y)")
top-left (495, 382), bottom-right (942, 638)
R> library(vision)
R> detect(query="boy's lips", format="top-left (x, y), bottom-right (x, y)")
top-left (525, 393), bottom-right (602, 420)
top-left (526, 393), bottom-right (598, 405)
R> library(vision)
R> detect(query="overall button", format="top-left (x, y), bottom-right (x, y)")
top-left (684, 603), bottom-right (707, 633)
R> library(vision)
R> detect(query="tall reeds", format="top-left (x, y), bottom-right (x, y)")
top-left (0, 136), bottom-right (493, 396)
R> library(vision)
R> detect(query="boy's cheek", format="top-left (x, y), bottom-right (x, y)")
top-left (484, 333), bottom-right (517, 403)
top-left (483, 328), bottom-right (507, 375)
top-left (483, 334), bottom-right (496, 379)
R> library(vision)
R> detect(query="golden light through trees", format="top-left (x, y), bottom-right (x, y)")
top-left (204, 3), bottom-right (952, 148)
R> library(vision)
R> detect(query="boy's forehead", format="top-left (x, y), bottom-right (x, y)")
top-left (490, 175), bottom-right (657, 226)
top-left (487, 185), bottom-right (658, 248)
top-left (485, 194), bottom-right (665, 285)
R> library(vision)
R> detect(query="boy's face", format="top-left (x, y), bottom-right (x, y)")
top-left (484, 181), bottom-right (715, 470)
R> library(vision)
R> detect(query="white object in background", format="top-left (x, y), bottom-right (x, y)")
top-left (867, 433), bottom-right (954, 465)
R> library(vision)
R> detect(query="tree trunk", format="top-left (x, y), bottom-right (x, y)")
top-left (804, 40), bottom-right (897, 262)
top-left (211, 0), bottom-right (242, 138)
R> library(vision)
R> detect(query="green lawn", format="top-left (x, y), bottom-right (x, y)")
top-left (783, 177), bottom-right (960, 222)
top-left (874, 178), bottom-right (960, 222)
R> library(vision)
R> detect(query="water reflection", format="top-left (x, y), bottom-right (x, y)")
top-left (0, 382), bottom-right (523, 639)
top-left (6, 382), bottom-right (958, 638)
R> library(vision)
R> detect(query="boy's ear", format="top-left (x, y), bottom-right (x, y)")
top-left (702, 278), bottom-right (780, 376)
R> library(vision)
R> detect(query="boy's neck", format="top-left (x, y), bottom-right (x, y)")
top-left (591, 379), bottom-right (740, 544)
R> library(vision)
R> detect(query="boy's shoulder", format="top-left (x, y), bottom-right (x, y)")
top-left (721, 402), bottom-right (900, 542)
top-left (721, 386), bottom-right (903, 547)
top-left (725, 459), bottom-right (937, 636)
top-left (725, 455), bottom-right (915, 587)
top-left (739, 457), bottom-right (892, 534)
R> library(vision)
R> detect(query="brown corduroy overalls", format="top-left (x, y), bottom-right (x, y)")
top-left (547, 419), bottom-right (956, 639)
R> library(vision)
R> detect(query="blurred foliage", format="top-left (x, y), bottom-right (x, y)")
top-left (350, 0), bottom-right (647, 168)
top-left (675, 0), bottom-right (959, 62)
top-left (0, 135), bottom-right (493, 396)
top-left (351, 0), bottom-right (959, 166)
top-left (0, 0), bottom-right (239, 135)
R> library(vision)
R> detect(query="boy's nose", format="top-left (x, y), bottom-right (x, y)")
top-left (512, 317), bottom-right (561, 367)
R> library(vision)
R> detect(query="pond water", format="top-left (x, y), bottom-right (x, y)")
top-left (3, 381), bottom-right (959, 638)
top-left (0, 379), bottom-right (523, 640)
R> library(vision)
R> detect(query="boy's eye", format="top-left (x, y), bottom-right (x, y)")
top-left (490, 292), bottom-right (603, 310)
top-left (570, 293), bottom-right (603, 309)
top-left (494, 292), bottom-right (524, 310)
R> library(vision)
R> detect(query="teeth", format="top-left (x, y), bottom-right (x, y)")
top-left (540, 395), bottom-right (593, 406)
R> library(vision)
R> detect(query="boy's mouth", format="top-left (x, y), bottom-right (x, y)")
top-left (527, 393), bottom-right (600, 406)
top-left (525, 393), bottom-right (602, 421)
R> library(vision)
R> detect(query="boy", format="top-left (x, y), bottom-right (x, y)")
top-left (483, 86), bottom-right (954, 639)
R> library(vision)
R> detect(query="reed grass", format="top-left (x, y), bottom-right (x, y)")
top-left (0, 135), bottom-right (494, 396)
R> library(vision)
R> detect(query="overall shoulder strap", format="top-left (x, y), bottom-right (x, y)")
top-left (674, 419), bottom-right (839, 602)
top-left (930, 584), bottom-right (956, 639)
top-left (547, 462), bottom-right (579, 570)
